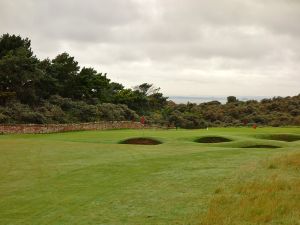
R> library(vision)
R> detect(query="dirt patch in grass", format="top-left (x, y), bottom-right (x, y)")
top-left (242, 144), bottom-right (281, 149)
top-left (195, 136), bottom-right (232, 143)
top-left (120, 137), bottom-right (162, 145)
top-left (262, 134), bottom-right (300, 142)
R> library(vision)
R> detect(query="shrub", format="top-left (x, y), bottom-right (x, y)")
top-left (97, 103), bottom-right (138, 121)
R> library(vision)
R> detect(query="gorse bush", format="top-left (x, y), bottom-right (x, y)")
top-left (155, 96), bottom-right (300, 128)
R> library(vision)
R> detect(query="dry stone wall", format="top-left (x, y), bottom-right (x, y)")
top-left (0, 121), bottom-right (148, 134)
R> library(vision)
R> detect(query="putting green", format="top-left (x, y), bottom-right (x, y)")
top-left (0, 127), bottom-right (299, 225)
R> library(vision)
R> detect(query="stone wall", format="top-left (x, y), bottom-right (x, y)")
top-left (0, 121), bottom-right (148, 134)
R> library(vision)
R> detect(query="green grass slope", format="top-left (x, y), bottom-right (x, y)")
top-left (0, 127), bottom-right (299, 225)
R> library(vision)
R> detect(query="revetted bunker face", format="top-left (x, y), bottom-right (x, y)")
top-left (195, 136), bottom-right (232, 143)
top-left (120, 137), bottom-right (162, 145)
top-left (242, 145), bottom-right (281, 149)
top-left (261, 134), bottom-right (300, 142)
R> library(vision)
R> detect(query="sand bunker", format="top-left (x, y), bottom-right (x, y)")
top-left (120, 137), bottom-right (162, 145)
top-left (262, 134), bottom-right (300, 142)
top-left (195, 136), bottom-right (232, 143)
top-left (242, 144), bottom-right (281, 149)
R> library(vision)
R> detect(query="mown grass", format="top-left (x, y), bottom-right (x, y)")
top-left (0, 127), bottom-right (299, 225)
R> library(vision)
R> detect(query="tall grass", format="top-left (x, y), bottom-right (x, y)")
top-left (199, 152), bottom-right (300, 225)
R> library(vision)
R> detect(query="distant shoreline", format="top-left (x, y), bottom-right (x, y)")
top-left (169, 96), bottom-right (271, 104)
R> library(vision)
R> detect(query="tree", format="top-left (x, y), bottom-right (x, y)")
top-left (49, 53), bottom-right (80, 97)
top-left (133, 83), bottom-right (157, 95)
top-left (0, 34), bottom-right (32, 59)
top-left (227, 96), bottom-right (238, 104)
top-left (0, 34), bottom-right (40, 105)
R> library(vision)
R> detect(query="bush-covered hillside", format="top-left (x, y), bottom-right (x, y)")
top-left (0, 34), bottom-right (299, 127)
top-left (158, 95), bottom-right (300, 128)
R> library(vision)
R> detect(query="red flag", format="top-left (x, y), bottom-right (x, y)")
top-left (140, 116), bottom-right (145, 125)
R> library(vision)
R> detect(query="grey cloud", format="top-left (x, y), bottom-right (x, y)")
top-left (0, 0), bottom-right (299, 97)
top-left (160, 0), bottom-right (300, 36)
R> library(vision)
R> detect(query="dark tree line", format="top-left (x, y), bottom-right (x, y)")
top-left (0, 34), bottom-right (299, 127)
top-left (0, 34), bottom-right (167, 124)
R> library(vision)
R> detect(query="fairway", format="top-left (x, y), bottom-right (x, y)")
top-left (0, 127), bottom-right (300, 225)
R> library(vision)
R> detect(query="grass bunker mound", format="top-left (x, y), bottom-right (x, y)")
top-left (195, 136), bottom-right (232, 143)
top-left (261, 134), bottom-right (300, 142)
top-left (120, 137), bottom-right (162, 145)
top-left (242, 144), bottom-right (281, 149)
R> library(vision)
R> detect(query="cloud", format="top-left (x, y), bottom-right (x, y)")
top-left (0, 0), bottom-right (299, 97)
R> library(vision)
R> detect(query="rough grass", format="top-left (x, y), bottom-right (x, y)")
top-left (119, 137), bottom-right (162, 145)
top-left (195, 136), bottom-right (232, 143)
top-left (199, 152), bottom-right (300, 225)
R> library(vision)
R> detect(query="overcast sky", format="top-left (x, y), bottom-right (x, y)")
top-left (0, 0), bottom-right (299, 98)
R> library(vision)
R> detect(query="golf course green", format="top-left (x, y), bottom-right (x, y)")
top-left (0, 127), bottom-right (300, 225)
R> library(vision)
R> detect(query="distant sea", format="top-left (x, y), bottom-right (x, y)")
top-left (169, 96), bottom-right (270, 104)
